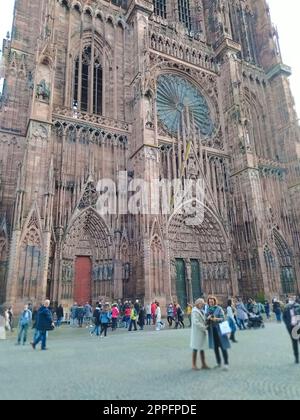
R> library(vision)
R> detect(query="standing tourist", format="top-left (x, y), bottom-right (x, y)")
top-left (91, 305), bottom-right (101, 337)
top-left (227, 300), bottom-right (238, 343)
top-left (17, 304), bottom-right (32, 345)
top-left (138, 306), bottom-right (146, 331)
top-left (146, 303), bottom-right (152, 326)
top-left (129, 304), bottom-right (138, 332)
top-left (84, 302), bottom-right (93, 326)
top-left (77, 305), bottom-right (85, 328)
top-left (70, 302), bottom-right (78, 327)
top-left (5, 306), bottom-right (14, 332)
top-left (100, 305), bottom-right (111, 338)
top-left (155, 302), bottom-right (164, 331)
top-left (0, 306), bottom-right (6, 340)
top-left (151, 302), bottom-right (157, 325)
top-left (134, 300), bottom-right (140, 316)
top-left (264, 301), bottom-right (271, 320)
top-left (273, 299), bottom-right (282, 323)
top-left (32, 305), bottom-right (40, 343)
top-left (31, 300), bottom-right (55, 351)
top-left (236, 299), bottom-right (248, 330)
top-left (186, 303), bottom-right (193, 328)
top-left (111, 304), bottom-right (120, 331)
top-left (4, 308), bottom-right (11, 332)
top-left (283, 297), bottom-right (300, 364)
top-left (190, 299), bottom-right (209, 370)
top-left (55, 304), bottom-right (64, 327)
top-left (207, 296), bottom-right (231, 371)
top-left (124, 304), bottom-right (131, 329)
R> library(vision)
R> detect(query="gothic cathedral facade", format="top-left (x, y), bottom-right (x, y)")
top-left (1, 0), bottom-right (300, 310)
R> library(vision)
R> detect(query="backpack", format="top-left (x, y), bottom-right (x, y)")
top-left (290, 304), bottom-right (300, 327)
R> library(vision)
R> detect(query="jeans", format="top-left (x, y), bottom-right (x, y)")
top-left (237, 319), bottom-right (246, 330)
top-left (18, 324), bottom-right (29, 344)
top-left (146, 314), bottom-right (152, 325)
top-left (275, 311), bottom-right (282, 322)
top-left (33, 328), bottom-right (40, 342)
top-left (91, 325), bottom-right (100, 336)
top-left (124, 317), bottom-right (130, 328)
top-left (56, 318), bottom-right (63, 327)
top-left (213, 327), bottom-right (229, 366)
top-left (34, 330), bottom-right (47, 350)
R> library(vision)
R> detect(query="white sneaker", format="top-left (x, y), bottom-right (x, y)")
top-left (223, 365), bottom-right (230, 372)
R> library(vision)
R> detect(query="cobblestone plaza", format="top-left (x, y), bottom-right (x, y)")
top-left (0, 322), bottom-right (299, 401)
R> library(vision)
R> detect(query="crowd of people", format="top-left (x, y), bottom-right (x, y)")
top-left (190, 295), bottom-right (300, 371)
top-left (1, 294), bottom-right (300, 367)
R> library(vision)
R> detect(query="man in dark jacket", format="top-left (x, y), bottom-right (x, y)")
top-left (56, 305), bottom-right (64, 327)
top-left (283, 297), bottom-right (300, 364)
top-left (31, 300), bottom-right (54, 351)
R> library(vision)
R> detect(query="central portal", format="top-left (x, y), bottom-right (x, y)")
top-left (74, 256), bottom-right (92, 305)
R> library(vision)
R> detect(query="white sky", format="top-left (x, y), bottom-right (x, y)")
top-left (0, 0), bottom-right (299, 116)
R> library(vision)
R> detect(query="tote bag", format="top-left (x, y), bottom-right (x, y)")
top-left (220, 320), bottom-right (231, 336)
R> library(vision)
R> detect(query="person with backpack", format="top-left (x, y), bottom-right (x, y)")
top-left (100, 305), bottom-right (111, 338)
top-left (17, 304), bottom-right (32, 345)
top-left (90, 305), bottom-right (101, 337)
top-left (283, 297), bottom-right (300, 364)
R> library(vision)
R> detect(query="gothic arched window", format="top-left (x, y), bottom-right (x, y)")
top-left (73, 45), bottom-right (103, 115)
top-left (154, 0), bottom-right (167, 18)
top-left (178, 0), bottom-right (191, 30)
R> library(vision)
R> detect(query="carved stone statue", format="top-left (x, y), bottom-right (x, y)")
top-left (36, 79), bottom-right (50, 102)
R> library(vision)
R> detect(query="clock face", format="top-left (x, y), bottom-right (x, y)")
top-left (157, 74), bottom-right (214, 137)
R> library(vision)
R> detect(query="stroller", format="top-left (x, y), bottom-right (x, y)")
top-left (247, 313), bottom-right (265, 329)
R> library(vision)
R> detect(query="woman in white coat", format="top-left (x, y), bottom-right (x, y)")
top-left (190, 299), bottom-right (210, 370)
top-left (0, 307), bottom-right (6, 340)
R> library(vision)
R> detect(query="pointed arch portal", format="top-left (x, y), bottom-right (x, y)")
top-left (273, 229), bottom-right (296, 294)
top-left (61, 207), bottom-right (113, 303)
top-left (168, 205), bottom-right (232, 305)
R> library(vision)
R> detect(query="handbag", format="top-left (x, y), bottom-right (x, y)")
top-left (219, 320), bottom-right (231, 336)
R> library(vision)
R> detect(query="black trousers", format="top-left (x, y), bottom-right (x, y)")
top-left (129, 320), bottom-right (137, 331)
top-left (289, 328), bottom-right (300, 362)
top-left (213, 327), bottom-right (229, 366)
top-left (167, 316), bottom-right (174, 327)
top-left (100, 324), bottom-right (108, 337)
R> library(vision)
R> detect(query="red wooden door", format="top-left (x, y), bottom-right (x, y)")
top-left (74, 257), bottom-right (92, 305)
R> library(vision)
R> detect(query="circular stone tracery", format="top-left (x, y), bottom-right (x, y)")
top-left (157, 74), bottom-right (214, 137)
